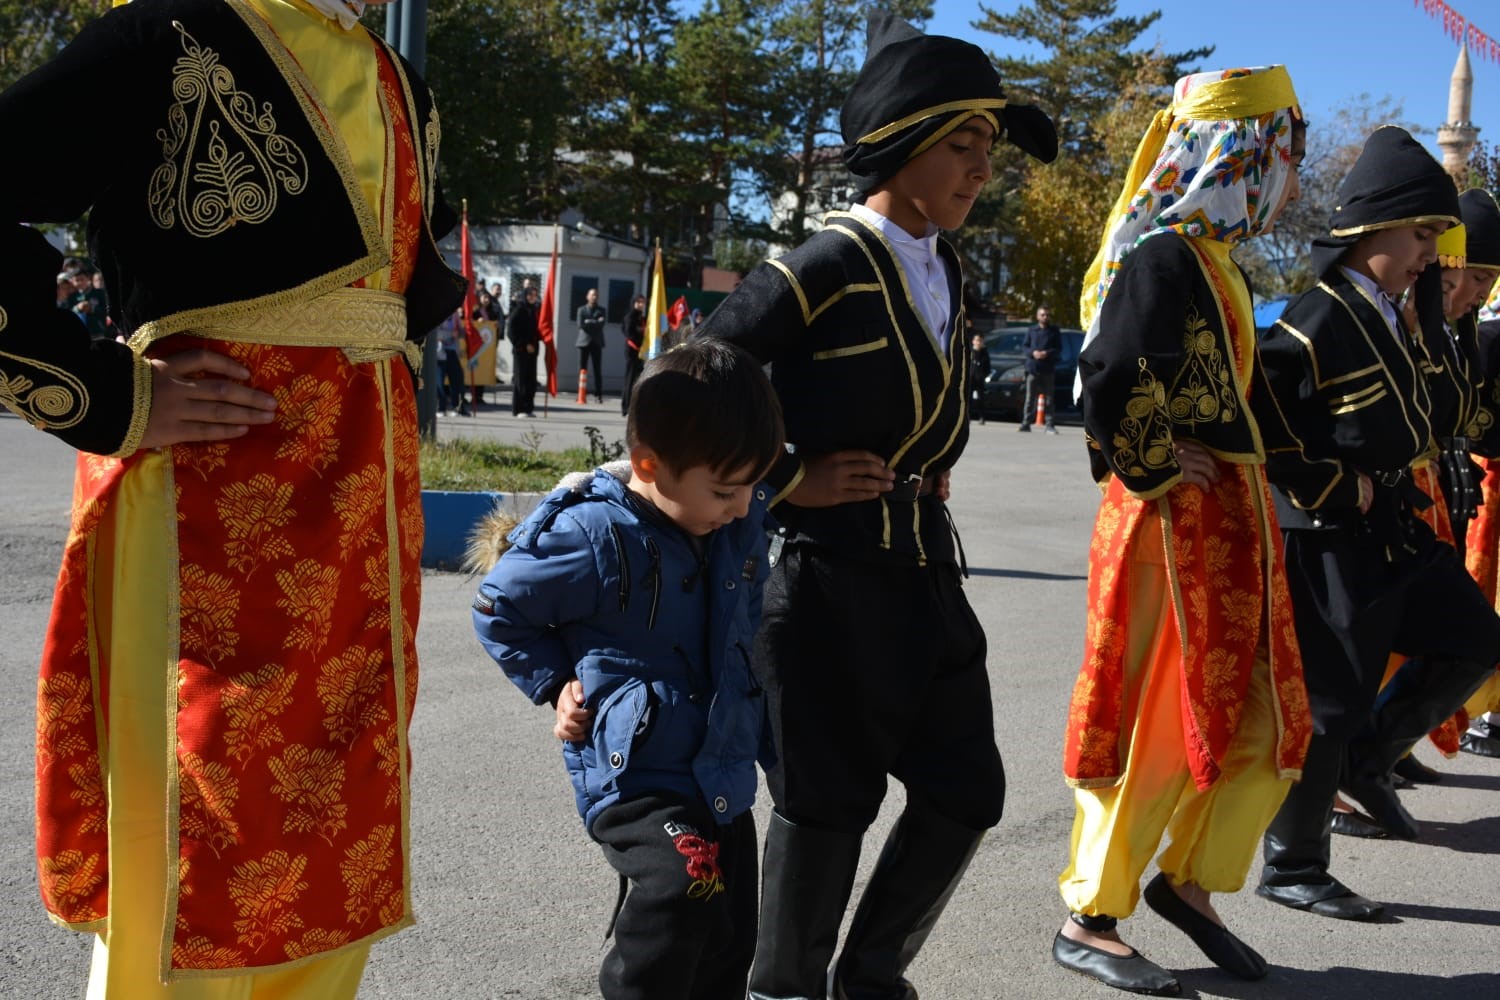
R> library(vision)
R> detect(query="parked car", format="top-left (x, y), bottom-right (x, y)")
top-left (977, 326), bottom-right (1085, 419)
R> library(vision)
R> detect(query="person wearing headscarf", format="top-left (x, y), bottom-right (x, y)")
top-left (697, 11), bottom-right (1055, 999)
top-left (0, 1), bottom-right (465, 995)
top-left (1253, 127), bottom-right (1500, 921)
top-left (1054, 66), bottom-right (1311, 997)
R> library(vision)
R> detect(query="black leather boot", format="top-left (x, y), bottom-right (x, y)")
top-left (1364, 657), bottom-right (1494, 772)
top-left (829, 803), bottom-right (984, 1000)
top-left (1344, 656), bottom-right (1494, 837)
top-left (748, 812), bottom-right (863, 1000)
top-left (1258, 734), bottom-right (1384, 921)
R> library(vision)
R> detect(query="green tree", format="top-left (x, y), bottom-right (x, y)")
top-left (962, 0), bottom-right (1212, 324)
top-left (758, 0), bottom-right (932, 246)
top-left (0, 1), bottom-right (109, 92)
top-left (1235, 95), bottom-right (1424, 297)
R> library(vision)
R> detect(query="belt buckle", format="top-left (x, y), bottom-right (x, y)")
top-left (889, 473), bottom-right (924, 502)
top-left (1375, 469), bottom-right (1404, 488)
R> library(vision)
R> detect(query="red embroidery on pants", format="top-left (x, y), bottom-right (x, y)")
top-left (672, 832), bottom-right (724, 900)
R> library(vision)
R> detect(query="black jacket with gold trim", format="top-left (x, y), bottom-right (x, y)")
top-left (1077, 234), bottom-right (1265, 499)
top-left (0, 0), bottom-right (464, 455)
top-left (1253, 268), bottom-right (1433, 526)
top-left (1475, 318), bottom-right (1500, 455)
top-left (699, 211), bottom-right (969, 566)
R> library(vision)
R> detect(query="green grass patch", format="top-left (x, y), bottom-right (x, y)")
top-left (419, 433), bottom-right (622, 493)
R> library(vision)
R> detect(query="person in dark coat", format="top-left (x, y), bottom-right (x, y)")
top-left (508, 284), bottom-right (541, 416)
top-left (1019, 305), bottom-right (1061, 432)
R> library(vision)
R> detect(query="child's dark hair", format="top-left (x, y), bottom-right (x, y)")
top-left (627, 339), bottom-right (784, 479)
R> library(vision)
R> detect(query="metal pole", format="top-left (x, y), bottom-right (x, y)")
top-left (384, 2), bottom-right (439, 438)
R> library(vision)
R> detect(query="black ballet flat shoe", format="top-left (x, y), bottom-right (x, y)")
top-left (1052, 931), bottom-right (1180, 996)
top-left (1255, 882), bottom-right (1385, 922)
top-left (1143, 873), bottom-right (1267, 980)
top-left (1460, 731), bottom-right (1500, 758)
top-left (1331, 810), bottom-right (1388, 839)
top-left (1393, 755), bottom-right (1443, 784)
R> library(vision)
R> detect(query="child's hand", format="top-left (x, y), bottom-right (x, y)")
top-left (553, 679), bottom-right (592, 742)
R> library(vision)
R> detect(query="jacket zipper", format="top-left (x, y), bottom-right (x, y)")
top-left (644, 537), bottom-right (662, 630)
top-left (608, 523), bottom-right (631, 612)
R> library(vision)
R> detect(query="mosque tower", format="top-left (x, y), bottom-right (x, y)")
top-left (1438, 41), bottom-right (1480, 182)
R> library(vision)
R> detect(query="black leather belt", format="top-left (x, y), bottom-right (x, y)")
top-left (887, 473), bottom-right (936, 502)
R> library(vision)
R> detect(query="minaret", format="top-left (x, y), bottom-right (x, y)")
top-left (1438, 41), bottom-right (1480, 182)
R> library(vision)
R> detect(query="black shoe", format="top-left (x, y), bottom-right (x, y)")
top-left (1017, 424), bottom-right (1031, 432)
top-left (1460, 731), bottom-right (1500, 757)
top-left (1255, 882), bottom-right (1385, 922)
top-left (1342, 778), bottom-right (1419, 840)
top-left (1331, 810), bottom-right (1388, 839)
top-left (1142, 873), bottom-right (1266, 980)
top-left (1052, 931), bottom-right (1179, 996)
top-left (1392, 755), bottom-right (1443, 784)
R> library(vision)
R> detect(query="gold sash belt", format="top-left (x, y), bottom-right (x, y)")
top-left (129, 288), bottom-right (418, 368)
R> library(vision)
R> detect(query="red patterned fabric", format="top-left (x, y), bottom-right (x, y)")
top-left (35, 40), bottom-right (427, 975)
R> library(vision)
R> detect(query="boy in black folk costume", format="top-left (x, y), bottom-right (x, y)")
top-left (698, 12), bottom-right (1056, 999)
top-left (1254, 127), bottom-right (1500, 920)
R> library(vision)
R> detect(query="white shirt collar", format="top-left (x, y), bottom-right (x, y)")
top-left (849, 203), bottom-right (940, 257)
top-left (302, 0), bottom-right (367, 30)
top-left (1341, 266), bottom-right (1402, 335)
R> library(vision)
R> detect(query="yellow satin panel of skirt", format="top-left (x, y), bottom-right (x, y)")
top-left (84, 452), bottom-right (370, 1000)
top-left (1059, 517), bottom-right (1291, 919)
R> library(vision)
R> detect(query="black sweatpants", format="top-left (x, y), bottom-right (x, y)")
top-left (593, 796), bottom-right (757, 1000)
top-left (754, 543), bottom-right (1006, 833)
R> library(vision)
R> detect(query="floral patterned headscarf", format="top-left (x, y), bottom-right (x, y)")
top-left (1078, 66), bottom-right (1301, 342)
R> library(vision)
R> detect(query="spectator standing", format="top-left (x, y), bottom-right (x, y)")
top-left (509, 284), bottom-right (541, 416)
top-left (1019, 305), bottom-right (1060, 432)
top-left (969, 330), bottom-right (991, 424)
top-left (621, 293), bottom-right (647, 415)
top-left (69, 265), bottom-right (110, 341)
top-left (576, 286), bottom-right (607, 403)
top-left (436, 311), bottom-right (468, 416)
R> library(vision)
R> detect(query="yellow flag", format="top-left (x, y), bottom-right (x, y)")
top-left (642, 246), bottom-right (668, 360)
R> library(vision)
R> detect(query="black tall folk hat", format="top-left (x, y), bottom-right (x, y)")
top-left (1310, 125), bottom-right (1460, 277)
top-left (839, 10), bottom-right (1057, 193)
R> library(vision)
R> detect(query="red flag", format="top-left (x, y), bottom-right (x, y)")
top-left (667, 295), bottom-right (689, 331)
top-left (459, 202), bottom-right (481, 360)
top-left (537, 226), bottom-right (560, 396)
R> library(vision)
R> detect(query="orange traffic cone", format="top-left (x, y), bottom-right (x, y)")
top-left (1035, 392), bottom-right (1048, 427)
top-left (577, 370), bottom-right (588, 404)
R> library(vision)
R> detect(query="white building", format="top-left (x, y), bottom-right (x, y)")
top-left (439, 222), bottom-right (652, 394)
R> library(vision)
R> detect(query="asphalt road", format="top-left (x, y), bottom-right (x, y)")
top-left (2, 397), bottom-right (1497, 999)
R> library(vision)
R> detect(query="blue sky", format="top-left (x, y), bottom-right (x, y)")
top-left (927, 0), bottom-right (1499, 162)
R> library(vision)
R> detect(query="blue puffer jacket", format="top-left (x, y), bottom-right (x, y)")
top-left (472, 467), bottom-right (774, 834)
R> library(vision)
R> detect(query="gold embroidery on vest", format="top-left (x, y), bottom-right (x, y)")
top-left (149, 21), bottom-right (309, 238)
top-left (1112, 358), bottom-right (1173, 476)
top-left (423, 108), bottom-right (440, 220)
top-left (0, 309), bottom-right (89, 433)
top-left (1167, 302), bottom-right (1238, 429)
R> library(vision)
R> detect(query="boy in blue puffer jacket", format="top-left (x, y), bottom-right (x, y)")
top-left (472, 339), bottom-right (784, 1000)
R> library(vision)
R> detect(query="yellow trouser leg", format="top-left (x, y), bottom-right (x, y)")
top-left (1464, 671), bottom-right (1500, 719)
top-left (1060, 559), bottom-right (1189, 919)
top-left (1158, 655), bottom-right (1289, 894)
top-left (85, 454), bottom-right (370, 1000)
